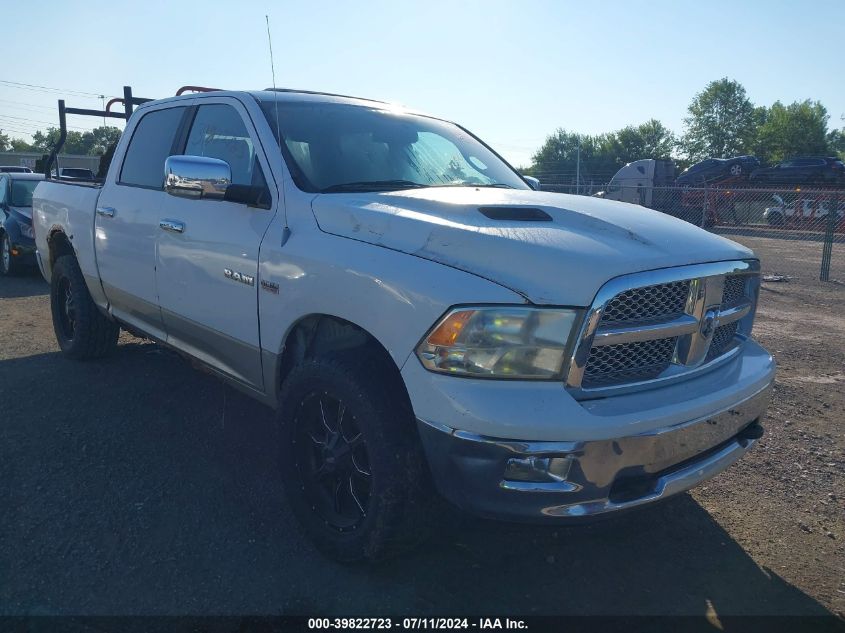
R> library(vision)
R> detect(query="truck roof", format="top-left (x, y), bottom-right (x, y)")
top-left (136, 88), bottom-right (422, 116)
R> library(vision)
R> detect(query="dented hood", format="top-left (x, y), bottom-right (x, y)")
top-left (311, 188), bottom-right (754, 306)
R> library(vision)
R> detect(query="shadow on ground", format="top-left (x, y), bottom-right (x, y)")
top-left (0, 272), bottom-right (48, 299)
top-left (0, 343), bottom-right (835, 617)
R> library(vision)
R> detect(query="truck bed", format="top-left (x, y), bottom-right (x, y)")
top-left (33, 179), bottom-right (101, 285)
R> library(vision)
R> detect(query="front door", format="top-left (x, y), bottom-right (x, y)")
top-left (155, 99), bottom-right (277, 389)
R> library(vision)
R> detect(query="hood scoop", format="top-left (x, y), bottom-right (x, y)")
top-left (478, 206), bottom-right (553, 222)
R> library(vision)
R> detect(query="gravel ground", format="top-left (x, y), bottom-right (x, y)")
top-left (0, 269), bottom-right (843, 620)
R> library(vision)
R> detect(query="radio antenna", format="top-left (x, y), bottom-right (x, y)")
top-left (265, 14), bottom-right (290, 240)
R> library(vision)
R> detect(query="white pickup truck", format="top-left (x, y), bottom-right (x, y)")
top-left (33, 89), bottom-right (775, 561)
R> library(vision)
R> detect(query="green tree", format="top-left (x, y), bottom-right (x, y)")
top-left (0, 130), bottom-right (10, 152)
top-left (31, 127), bottom-right (87, 154)
top-left (600, 119), bottom-right (676, 166)
top-left (755, 100), bottom-right (830, 164)
top-left (680, 78), bottom-right (757, 161)
top-left (828, 128), bottom-right (845, 159)
top-left (82, 126), bottom-right (122, 156)
top-left (530, 129), bottom-right (611, 184)
top-left (29, 125), bottom-right (121, 156)
top-left (10, 138), bottom-right (34, 152)
top-left (531, 120), bottom-right (676, 184)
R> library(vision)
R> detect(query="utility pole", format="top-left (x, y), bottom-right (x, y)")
top-left (575, 137), bottom-right (581, 195)
top-left (100, 95), bottom-right (106, 127)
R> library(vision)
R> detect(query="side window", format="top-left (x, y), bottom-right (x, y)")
top-left (119, 107), bottom-right (185, 189)
top-left (184, 104), bottom-right (256, 186)
top-left (0, 177), bottom-right (7, 206)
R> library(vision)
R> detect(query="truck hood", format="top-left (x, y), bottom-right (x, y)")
top-left (311, 188), bottom-right (753, 305)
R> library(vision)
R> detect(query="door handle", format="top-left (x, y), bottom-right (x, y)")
top-left (159, 219), bottom-right (185, 234)
top-left (96, 206), bottom-right (115, 218)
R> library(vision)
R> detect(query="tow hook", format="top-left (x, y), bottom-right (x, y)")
top-left (737, 421), bottom-right (765, 445)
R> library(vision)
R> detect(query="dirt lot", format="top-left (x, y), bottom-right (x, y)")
top-left (1, 265), bottom-right (843, 620)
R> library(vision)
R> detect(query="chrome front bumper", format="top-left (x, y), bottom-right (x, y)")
top-left (416, 384), bottom-right (771, 521)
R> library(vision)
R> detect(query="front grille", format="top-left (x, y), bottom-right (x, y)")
top-left (583, 337), bottom-right (678, 387)
top-left (721, 275), bottom-right (747, 308)
top-left (572, 262), bottom-right (759, 393)
top-left (600, 280), bottom-right (690, 326)
top-left (706, 321), bottom-right (739, 362)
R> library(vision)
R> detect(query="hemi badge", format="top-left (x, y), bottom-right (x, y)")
top-left (261, 279), bottom-right (280, 294)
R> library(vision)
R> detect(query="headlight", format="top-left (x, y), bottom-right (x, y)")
top-left (17, 219), bottom-right (34, 239)
top-left (416, 306), bottom-right (581, 380)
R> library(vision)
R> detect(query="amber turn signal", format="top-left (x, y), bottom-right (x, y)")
top-left (424, 309), bottom-right (475, 346)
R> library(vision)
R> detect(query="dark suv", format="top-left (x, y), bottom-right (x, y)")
top-left (676, 155), bottom-right (760, 186)
top-left (750, 157), bottom-right (845, 185)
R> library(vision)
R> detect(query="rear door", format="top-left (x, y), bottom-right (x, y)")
top-left (95, 103), bottom-right (189, 340)
top-left (155, 98), bottom-right (277, 389)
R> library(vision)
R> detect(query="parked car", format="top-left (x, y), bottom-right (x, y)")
top-left (763, 194), bottom-right (845, 226)
top-left (0, 172), bottom-right (44, 275)
top-left (0, 166), bottom-right (33, 173)
top-left (675, 156), bottom-right (760, 186)
top-left (59, 167), bottom-right (96, 180)
top-left (33, 89), bottom-right (775, 562)
top-left (750, 156), bottom-right (845, 185)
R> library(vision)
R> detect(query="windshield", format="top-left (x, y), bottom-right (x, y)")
top-left (10, 179), bottom-right (39, 206)
top-left (259, 101), bottom-right (529, 193)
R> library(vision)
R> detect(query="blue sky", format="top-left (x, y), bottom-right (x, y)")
top-left (2, 0), bottom-right (843, 166)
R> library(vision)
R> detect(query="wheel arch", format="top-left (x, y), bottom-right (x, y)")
top-left (273, 313), bottom-right (413, 412)
top-left (46, 227), bottom-right (76, 270)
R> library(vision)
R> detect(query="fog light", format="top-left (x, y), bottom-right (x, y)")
top-left (504, 456), bottom-right (573, 483)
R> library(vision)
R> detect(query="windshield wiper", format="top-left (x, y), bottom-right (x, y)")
top-left (440, 182), bottom-right (516, 189)
top-left (321, 180), bottom-right (430, 193)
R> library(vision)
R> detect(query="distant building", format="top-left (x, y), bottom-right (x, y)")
top-left (0, 151), bottom-right (100, 174)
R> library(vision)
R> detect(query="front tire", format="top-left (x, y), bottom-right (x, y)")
top-left (278, 351), bottom-right (431, 562)
top-left (50, 255), bottom-right (119, 359)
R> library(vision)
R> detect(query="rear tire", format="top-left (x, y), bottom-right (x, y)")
top-left (0, 232), bottom-right (17, 276)
top-left (50, 254), bottom-right (119, 359)
top-left (277, 351), bottom-right (431, 562)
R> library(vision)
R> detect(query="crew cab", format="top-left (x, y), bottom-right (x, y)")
top-left (33, 89), bottom-right (775, 561)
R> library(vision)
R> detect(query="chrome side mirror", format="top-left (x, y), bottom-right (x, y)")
top-left (164, 155), bottom-right (231, 200)
top-left (522, 175), bottom-right (540, 190)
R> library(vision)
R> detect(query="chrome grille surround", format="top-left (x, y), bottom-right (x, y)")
top-left (567, 260), bottom-right (760, 398)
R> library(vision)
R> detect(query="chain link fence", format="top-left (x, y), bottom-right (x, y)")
top-left (541, 184), bottom-right (845, 287)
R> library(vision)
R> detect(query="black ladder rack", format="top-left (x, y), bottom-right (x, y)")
top-left (44, 85), bottom-right (153, 179)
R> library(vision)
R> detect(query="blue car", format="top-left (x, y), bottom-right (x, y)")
top-left (676, 155), bottom-right (760, 186)
top-left (0, 172), bottom-right (43, 275)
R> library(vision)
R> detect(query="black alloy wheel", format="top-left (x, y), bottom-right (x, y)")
top-left (277, 351), bottom-right (432, 562)
top-left (294, 391), bottom-right (372, 532)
